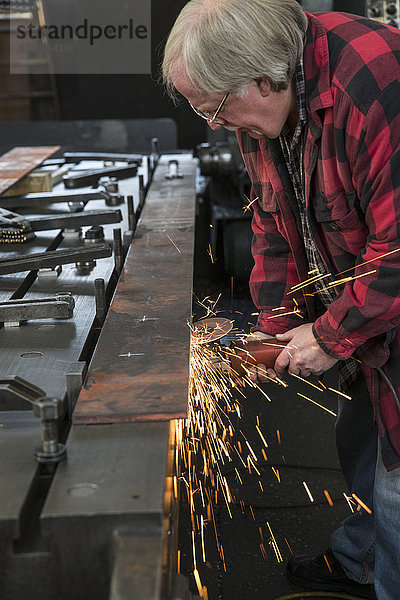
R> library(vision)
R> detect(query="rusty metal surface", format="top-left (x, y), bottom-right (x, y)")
top-left (0, 146), bottom-right (60, 196)
top-left (73, 154), bottom-right (196, 424)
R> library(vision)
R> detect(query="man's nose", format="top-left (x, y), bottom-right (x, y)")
top-left (207, 121), bottom-right (221, 131)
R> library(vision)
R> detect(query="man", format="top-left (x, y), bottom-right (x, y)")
top-left (162, 1), bottom-right (400, 598)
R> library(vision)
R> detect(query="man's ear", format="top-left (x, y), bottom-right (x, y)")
top-left (256, 77), bottom-right (272, 97)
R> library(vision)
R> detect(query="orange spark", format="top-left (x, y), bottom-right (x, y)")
top-left (290, 372), bottom-right (324, 391)
top-left (242, 194), bottom-right (259, 214)
top-left (267, 521), bottom-right (283, 563)
top-left (352, 493), bottom-right (373, 514)
top-left (256, 425), bottom-right (269, 448)
top-left (303, 481), bottom-right (314, 503)
top-left (297, 392), bottom-right (337, 416)
top-left (324, 553), bottom-right (333, 573)
top-left (328, 387), bottom-right (352, 400)
top-left (167, 234), bottom-right (181, 253)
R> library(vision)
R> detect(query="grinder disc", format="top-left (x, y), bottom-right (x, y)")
top-left (192, 317), bottom-right (233, 345)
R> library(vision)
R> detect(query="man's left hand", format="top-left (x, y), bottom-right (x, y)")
top-left (274, 323), bottom-right (338, 378)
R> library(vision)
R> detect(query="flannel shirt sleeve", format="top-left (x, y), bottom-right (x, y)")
top-left (251, 192), bottom-right (307, 335)
top-left (314, 84), bottom-right (400, 359)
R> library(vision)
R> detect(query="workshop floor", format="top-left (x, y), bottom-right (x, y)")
top-left (179, 245), bottom-right (355, 600)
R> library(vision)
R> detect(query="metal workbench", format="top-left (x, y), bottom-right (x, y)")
top-left (0, 149), bottom-right (197, 600)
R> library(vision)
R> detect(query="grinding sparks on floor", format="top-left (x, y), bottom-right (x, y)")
top-left (174, 293), bottom-right (363, 597)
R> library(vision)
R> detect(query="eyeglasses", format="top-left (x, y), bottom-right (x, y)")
top-left (189, 92), bottom-right (229, 124)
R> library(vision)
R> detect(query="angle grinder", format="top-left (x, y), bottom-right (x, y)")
top-left (192, 317), bottom-right (287, 377)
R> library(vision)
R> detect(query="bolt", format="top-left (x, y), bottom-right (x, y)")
top-left (127, 195), bottom-right (136, 231)
top-left (75, 260), bottom-right (96, 273)
top-left (85, 225), bottom-right (105, 242)
top-left (139, 174), bottom-right (145, 210)
top-left (113, 228), bottom-right (123, 272)
top-left (94, 278), bottom-right (106, 322)
top-left (33, 397), bottom-right (66, 463)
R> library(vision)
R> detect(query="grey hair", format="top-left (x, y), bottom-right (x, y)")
top-left (162, 0), bottom-right (308, 100)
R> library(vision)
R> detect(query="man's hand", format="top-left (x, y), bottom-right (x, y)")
top-left (247, 324), bottom-right (338, 382)
top-left (246, 331), bottom-right (279, 382)
top-left (274, 323), bottom-right (338, 378)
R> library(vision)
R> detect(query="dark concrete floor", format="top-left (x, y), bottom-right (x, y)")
top-left (179, 251), bottom-right (360, 600)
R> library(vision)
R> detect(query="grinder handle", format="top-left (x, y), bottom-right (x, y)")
top-left (230, 338), bottom-right (287, 376)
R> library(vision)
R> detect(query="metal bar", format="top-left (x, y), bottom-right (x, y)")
top-left (63, 152), bottom-right (142, 164)
top-left (0, 294), bottom-right (75, 323)
top-left (63, 165), bottom-right (138, 189)
top-left (74, 155), bottom-right (196, 424)
top-left (0, 189), bottom-right (110, 208)
top-left (0, 244), bottom-right (112, 275)
top-left (29, 209), bottom-right (122, 231)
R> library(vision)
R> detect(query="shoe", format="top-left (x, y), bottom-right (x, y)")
top-left (286, 548), bottom-right (377, 599)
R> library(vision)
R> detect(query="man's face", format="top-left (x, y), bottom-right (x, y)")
top-left (172, 66), bottom-right (297, 139)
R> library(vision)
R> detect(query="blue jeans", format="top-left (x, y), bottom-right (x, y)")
top-left (331, 372), bottom-right (400, 599)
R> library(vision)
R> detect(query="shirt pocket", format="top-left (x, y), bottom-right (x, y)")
top-left (312, 191), bottom-right (368, 256)
top-left (253, 181), bottom-right (280, 213)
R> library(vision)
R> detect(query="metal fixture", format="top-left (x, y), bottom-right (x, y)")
top-left (0, 207), bottom-right (35, 243)
top-left (165, 159), bottom-right (183, 180)
top-left (94, 278), bottom-right (106, 323)
top-left (113, 228), bottom-right (123, 272)
top-left (63, 164), bottom-right (138, 189)
top-left (0, 207), bottom-right (122, 243)
top-left (100, 177), bottom-right (124, 206)
top-left (126, 195), bottom-right (136, 231)
top-left (84, 225), bottom-right (105, 243)
top-left (30, 209), bottom-right (122, 231)
top-left (0, 244), bottom-right (112, 275)
top-left (62, 151), bottom-right (142, 164)
top-left (33, 396), bottom-right (66, 463)
top-left (0, 189), bottom-right (115, 209)
top-left (0, 293), bottom-right (75, 326)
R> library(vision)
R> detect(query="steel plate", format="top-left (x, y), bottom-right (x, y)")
top-left (74, 155), bottom-right (196, 423)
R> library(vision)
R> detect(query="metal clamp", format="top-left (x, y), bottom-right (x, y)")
top-left (0, 376), bottom-right (66, 463)
top-left (0, 243), bottom-right (112, 275)
top-left (0, 293), bottom-right (75, 326)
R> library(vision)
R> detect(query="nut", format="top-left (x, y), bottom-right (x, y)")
top-left (33, 397), bottom-right (62, 420)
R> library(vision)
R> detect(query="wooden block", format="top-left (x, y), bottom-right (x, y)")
top-left (2, 169), bottom-right (53, 196)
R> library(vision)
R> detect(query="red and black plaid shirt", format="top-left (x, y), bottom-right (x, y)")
top-left (237, 11), bottom-right (400, 469)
